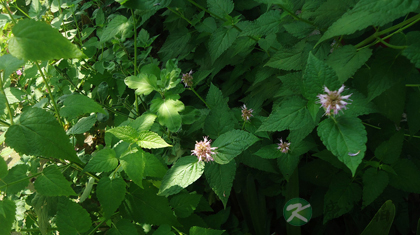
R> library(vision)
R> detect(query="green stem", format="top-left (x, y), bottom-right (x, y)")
top-left (87, 220), bottom-right (106, 235)
top-left (190, 88), bottom-right (210, 108)
top-left (406, 84), bottom-right (420, 87)
top-left (35, 61), bottom-right (64, 126)
top-left (131, 9), bottom-right (139, 115)
top-left (71, 163), bottom-right (100, 181)
top-left (375, 36), bottom-right (407, 49)
top-left (0, 119), bottom-right (10, 126)
top-left (0, 72), bottom-right (14, 125)
top-left (1, 0), bottom-right (16, 24)
top-left (363, 121), bottom-right (420, 139)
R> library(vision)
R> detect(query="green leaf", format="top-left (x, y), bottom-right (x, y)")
top-left (158, 156), bottom-right (205, 196)
top-left (181, 106), bottom-right (202, 125)
top-left (67, 114), bottom-right (97, 135)
top-left (402, 31), bottom-right (420, 68)
top-left (310, 0), bottom-right (356, 29)
top-left (137, 131), bottom-right (172, 149)
top-left (316, 0), bottom-right (419, 45)
top-left (85, 148), bottom-right (118, 173)
top-left (0, 155), bottom-right (7, 179)
top-left (8, 19), bottom-right (84, 60)
top-left (144, 152), bottom-right (167, 179)
top-left (362, 168), bottom-right (389, 208)
top-left (4, 87), bottom-right (26, 104)
top-left (265, 40), bottom-right (306, 71)
top-left (0, 54), bottom-right (25, 79)
top-left (60, 94), bottom-right (106, 119)
top-left (284, 21), bottom-right (316, 39)
top-left (258, 96), bottom-right (311, 132)
top-left (207, 0), bottom-right (234, 17)
top-left (107, 219), bottom-right (138, 235)
top-left (406, 89), bottom-right (420, 135)
top-left (389, 159), bottom-right (420, 193)
top-left (303, 52), bottom-right (341, 100)
top-left (323, 173), bottom-right (362, 223)
top-left (97, 177), bottom-right (127, 218)
top-left (373, 82), bottom-right (405, 123)
top-left (158, 27), bottom-right (191, 61)
top-left (161, 59), bottom-right (182, 91)
top-left (0, 164), bottom-right (28, 195)
top-left (56, 198), bottom-right (92, 235)
top-left (169, 192), bottom-right (202, 218)
top-left (326, 45), bottom-right (372, 83)
top-left (124, 74), bottom-right (158, 96)
top-left (100, 15), bottom-right (132, 42)
top-left (239, 10), bottom-right (282, 37)
top-left (107, 125), bottom-right (138, 143)
top-left (190, 226), bottom-right (225, 235)
top-left (34, 165), bottom-right (76, 196)
top-left (5, 107), bottom-right (81, 163)
top-left (129, 112), bottom-right (157, 132)
top-left (0, 199), bottom-right (16, 235)
top-left (360, 200), bottom-right (396, 235)
top-left (153, 224), bottom-right (176, 235)
top-left (254, 144), bottom-right (281, 159)
top-left (208, 26), bottom-right (239, 63)
top-left (204, 160), bottom-right (236, 208)
top-left (213, 130), bottom-right (259, 164)
top-left (317, 116), bottom-right (367, 176)
top-left (31, 194), bottom-right (56, 235)
top-left (344, 89), bottom-right (377, 117)
top-left (375, 130), bottom-right (404, 164)
top-left (151, 97), bottom-right (185, 132)
top-left (122, 182), bottom-right (180, 226)
top-left (120, 150), bottom-right (146, 188)
top-left (0, 93), bottom-right (7, 117)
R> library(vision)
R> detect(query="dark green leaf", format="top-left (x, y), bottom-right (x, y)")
top-left (239, 10), bottom-right (282, 37)
top-left (360, 200), bottom-right (396, 235)
top-left (362, 168), bottom-right (389, 208)
top-left (34, 165), bottom-right (76, 196)
top-left (96, 177), bottom-right (126, 218)
top-left (213, 130), bottom-right (259, 164)
top-left (0, 156), bottom-right (7, 179)
top-left (0, 54), bottom-right (25, 79)
top-left (107, 219), bottom-right (137, 235)
top-left (265, 40), bottom-right (305, 71)
top-left (406, 89), bottom-right (420, 135)
top-left (60, 94), bottom-right (105, 119)
top-left (389, 159), bottom-right (420, 193)
top-left (373, 82), bottom-right (405, 123)
top-left (208, 0), bottom-right (234, 17)
top-left (0, 164), bottom-right (28, 195)
top-left (85, 148), bottom-right (118, 173)
top-left (120, 150), bottom-right (146, 188)
top-left (153, 224), bottom-right (175, 235)
top-left (190, 226), bottom-right (225, 235)
top-left (67, 114), bottom-right (96, 135)
top-left (208, 26), bottom-right (239, 63)
top-left (0, 199), bottom-right (16, 235)
top-left (204, 161), bottom-right (236, 208)
top-left (56, 198), bottom-right (92, 235)
top-left (170, 192), bottom-right (202, 218)
top-left (375, 130), bottom-right (404, 164)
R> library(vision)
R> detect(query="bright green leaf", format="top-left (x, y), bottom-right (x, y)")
top-left (60, 94), bottom-right (105, 119)
top-left (0, 199), bottom-right (16, 235)
top-left (34, 165), bottom-right (76, 196)
top-left (120, 150), bottom-right (146, 188)
top-left (213, 130), bottom-right (259, 164)
top-left (204, 160), bottom-right (236, 208)
top-left (8, 19), bottom-right (84, 60)
top-left (107, 125), bottom-right (138, 144)
top-left (362, 168), bottom-right (389, 208)
top-left (85, 148), bottom-right (118, 173)
top-left (56, 198), bottom-right (92, 235)
top-left (96, 177), bottom-right (126, 218)
top-left (124, 73), bottom-right (158, 95)
top-left (137, 131), bottom-right (172, 149)
top-left (129, 112), bottom-right (157, 132)
top-left (151, 97), bottom-right (184, 132)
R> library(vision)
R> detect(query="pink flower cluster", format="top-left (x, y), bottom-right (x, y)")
top-left (277, 138), bottom-right (290, 153)
top-left (317, 85), bottom-right (352, 116)
top-left (191, 136), bottom-right (217, 162)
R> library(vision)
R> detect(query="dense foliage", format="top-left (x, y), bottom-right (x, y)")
top-left (1, 0), bottom-right (420, 234)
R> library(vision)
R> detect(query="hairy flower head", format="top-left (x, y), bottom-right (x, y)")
top-left (277, 138), bottom-right (290, 153)
top-left (317, 85), bottom-right (352, 116)
top-left (16, 70), bottom-right (22, 76)
top-left (181, 70), bottom-right (194, 87)
top-left (241, 104), bottom-right (254, 121)
top-left (191, 136), bottom-right (217, 162)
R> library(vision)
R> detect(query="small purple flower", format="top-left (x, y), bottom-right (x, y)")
top-left (191, 136), bottom-right (217, 162)
top-left (181, 70), bottom-right (194, 87)
top-left (317, 85), bottom-right (352, 116)
top-left (241, 104), bottom-right (254, 122)
top-left (16, 70), bottom-right (22, 76)
top-left (277, 138), bottom-right (291, 153)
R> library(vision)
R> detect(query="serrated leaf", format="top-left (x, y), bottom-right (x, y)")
top-left (265, 40), bottom-right (306, 71)
top-left (317, 115), bottom-right (367, 176)
top-left (303, 52), bottom-right (341, 100)
top-left (326, 45), bottom-right (372, 83)
top-left (59, 94), bottom-right (105, 119)
top-left (362, 168), bottom-right (389, 208)
top-left (208, 26), bottom-right (239, 63)
top-left (67, 114), bottom-right (96, 135)
top-left (316, 0), bottom-right (419, 45)
top-left (344, 89), bottom-right (377, 117)
top-left (206, 83), bottom-right (227, 108)
top-left (258, 96), bottom-right (311, 132)
top-left (5, 107), bottom-right (81, 163)
top-left (158, 156), bottom-right (205, 196)
top-left (0, 54), bottom-right (25, 79)
top-left (213, 130), bottom-right (259, 164)
top-left (107, 125), bottom-right (138, 143)
top-left (122, 181), bottom-right (180, 226)
top-left (8, 19), bottom-right (84, 60)
top-left (360, 200), bottom-right (395, 235)
top-left (284, 21), bottom-right (316, 39)
top-left (137, 131), bottom-right (171, 149)
top-left (0, 164), bottom-right (28, 195)
top-left (85, 148), bottom-right (118, 173)
top-left (208, 0), bottom-right (234, 17)
top-left (120, 150), bottom-right (146, 188)
top-left (239, 10), bottom-right (282, 37)
top-left (107, 219), bottom-right (137, 235)
top-left (97, 177), bottom-right (126, 218)
top-left (204, 160), bottom-right (236, 208)
top-left (130, 113), bottom-right (157, 132)
top-left (100, 15), bottom-right (132, 42)
top-left (56, 198), bottom-right (92, 235)
top-left (170, 192), bottom-right (202, 218)
top-left (124, 73), bottom-right (158, 95)
top-left (389, 159), bottom-right (420, 193)
top-left (190, 226), bottom-right (225, 235)
top-left (34, 165), bottom-right (76, 196)
top-left (323, 173), bottom-right (361, 223)
top-left (151, 97), bottom-right (184, 132)
top-left (311, 0), bottom-right (356, 29)
top-left (375, 130), bottom-right (403, 164)
top-left (0, 199), bottom-right (16, 235)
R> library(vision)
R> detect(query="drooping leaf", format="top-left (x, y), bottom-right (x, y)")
top-left (158, 156), bottom-right (205, 196)
top-left (8, 19), bottom-right (84, 60)
top-left (59, 94), bottom-right (106, 119)
top-left (207, 0), bottom-right (234, 17)
top-left (124, 73), bottom-right (158, 96)
top-left (169, 192), bottom-right (202, 218)
top-left (56, 197), bottom-right (92, 235)
top-left (360, 200), bottom-right (396, 235)
top-left (0, 164), bottom-right (28, 195)
top-left (375, 130), bottom-right (404, 164)
top-left (96, 177), bottom-right (127, 218)
top-left (316, 0), bottom-right (419, 45)
top-left (150, 97), bottom-right (184, 132)
top-left (204, 160), bottom-right (236, 208)
top-left (67, 114), bottom-right (97, 135)
top-left (107, 219), bottom-right (137, 235)
top-left (122, 181), bottom-right (179, 226)
top-left (0, 199), bottom-right (16, 235)
top-left (362, 168), bottom-right (389, 208)
top-left (120, 150), bottom-right (146, 188)
top-left (85, 148), bottom-right (118, 173)
top-left (258, 96), bottom-right (311, 132)
top-left (212, 130), bottom-right (259, 164)
top-left (34, 165), bottom-right (76, 196)
top-left (389, 159), bottom-right (420, 193)
top-left (208, 26), bottom-right (239, 63)
top-left (317, 115), bottom-right (367, 176)
top-left (5, 107), bottom-right (81, 163)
